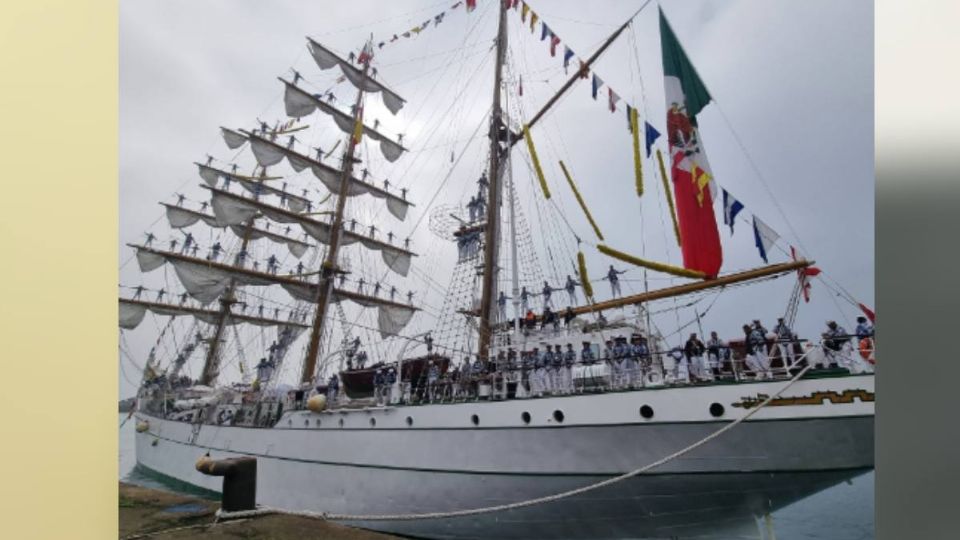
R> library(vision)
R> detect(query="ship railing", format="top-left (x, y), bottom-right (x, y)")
top-left (397, 336), bottom-right (875, 405)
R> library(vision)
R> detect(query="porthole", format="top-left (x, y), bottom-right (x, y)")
top-left (338, 418), bottom-right (344, 428)
top-left (370, 418), bottom-right (377, 427)
top-left (521, 412), bottom-right (531, 425)
top-left (553, 410), bottom-right (565, 423)
top-left (709, 402), bottom-right (725, 417)
top-left (471, 414), bottom-right (479, 426)
top-left (287, 419), bottom-right (292, 426)
top-left (315, 419), bottom-right (322, 427)
top-left (304, 419), bottom-right (309, 427)
top-left (406, 416), bottom-right (413, 427)
top-left (640, 405), bottom-right (654, 419)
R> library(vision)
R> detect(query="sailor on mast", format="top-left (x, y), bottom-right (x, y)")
top-left (564, 275), bottom-right (580, 305)
top-left (606, 265), bottom-right (627, 298)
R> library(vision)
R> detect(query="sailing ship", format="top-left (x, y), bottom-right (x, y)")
top-left (123, 2), bottom-right (874, 538)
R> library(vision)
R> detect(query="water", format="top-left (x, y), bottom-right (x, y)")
top-left (119, 414), bottom-right (874, 538)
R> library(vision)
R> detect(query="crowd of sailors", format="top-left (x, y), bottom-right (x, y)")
top-left (325, 316), bottom-right (875, 406)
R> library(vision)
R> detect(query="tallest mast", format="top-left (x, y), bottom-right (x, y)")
top-left (477, 0), bottom-right (509, 360)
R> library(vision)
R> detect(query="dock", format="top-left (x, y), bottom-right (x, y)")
top-left (119, 482), bottom-right (400, 539)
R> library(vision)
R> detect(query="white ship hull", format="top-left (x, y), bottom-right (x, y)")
top-left (135, 373), bottom-right (874, 539)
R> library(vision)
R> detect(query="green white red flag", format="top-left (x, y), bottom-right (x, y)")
top-left (660, 8), bottom-right (723, 278)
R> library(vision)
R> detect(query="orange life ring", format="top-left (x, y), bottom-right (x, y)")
top-left (859, 338), bottom-right (875, 364)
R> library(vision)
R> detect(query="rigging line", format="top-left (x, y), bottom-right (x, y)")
top-left (711, 102), bottom-right (808, 255)
top-left (310, 0), bottom-right (452, 39)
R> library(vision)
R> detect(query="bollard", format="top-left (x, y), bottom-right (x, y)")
top-left (195, 455), bottom-right (257, 512)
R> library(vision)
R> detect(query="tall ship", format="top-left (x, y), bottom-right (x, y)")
top-left (122, 2), bottom-right (875, 538)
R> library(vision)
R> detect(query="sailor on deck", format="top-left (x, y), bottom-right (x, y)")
top-left (823, 321), bottom-right (869, 373)
top-left (685, 333), bottom-right (712, 381)
top-left (773, 317), bottom-right (797, 369)
top-left (155, 288), bottom-right (166, 302)
top-left (132, 285), bottom-right (145, 300)
top-left (855, 316), bottom-right (875, 366)
top-left (209, 242), bottom-right (222, 261)
top-left (531, 347), bottom-right (545, 397)
top-left (855, 316), bottom-right (874, 339)
top-left (326, 374), bottom-right (339, 405)
top-left (144, 232), bottom-right (155, 247)
top-left (179, 292), bottom-right (189, 305)
top-left (373, 369), bottom-right (386, 405)
top-left (671, 346), bottom-right (690, 383)
top-left (602, 339), bottom-right (616, 387)
top-left (706, 331), bottom-right (724, 376)
top-left (266, 254), bottom-right (279, 274)
top-left (426, 361), bottom-right (440, 402)
top-left (744, 324), bottom-right (773, 380)
top-left (386, 367), bottom-right (398, 404)
top-left (168, 238), bottom-right (178, 252)
top-left (562, 344), bottom-right (576, 394)
top-left (471, 356), bottom-right (485, 399)
top-left (630, 335), bottom-right (649, 387)
top-left (606, 265), bottom-right (627, 298)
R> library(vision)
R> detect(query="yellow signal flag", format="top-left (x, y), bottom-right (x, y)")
top-left (656, 148), bottom-right (682, 248)
top-left (631, 107), bottom-right (643, 197)
top-left (597, 243), bottom-right (707, 280)
top-left (559, 160), bottom-right (603, 241)
top-left (577, 251), bottom-right (594, 298)
top-left (523, 124), bottom-right (551, 199)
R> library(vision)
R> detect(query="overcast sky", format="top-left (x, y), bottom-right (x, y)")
top-left (120, 0), bottom-right (873, 398)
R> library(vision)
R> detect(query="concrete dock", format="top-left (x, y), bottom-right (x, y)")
top-left (119, 482), bottom-right (401, 539)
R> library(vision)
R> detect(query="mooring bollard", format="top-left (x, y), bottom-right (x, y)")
top-left (195, 455), bottom-right (257, 512)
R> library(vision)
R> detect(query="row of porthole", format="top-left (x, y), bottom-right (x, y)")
top-left (296, 403), bottom-right (725, 428)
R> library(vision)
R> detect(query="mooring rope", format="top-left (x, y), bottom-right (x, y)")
top-left (215, 361), bottom-right (816, 523)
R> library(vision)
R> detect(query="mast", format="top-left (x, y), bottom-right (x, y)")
top-left (301, 50), bottom-right (371, 385)
top-left (477, 0), bottom-right (509, 360)
top-left (198, 173), bottom-right (264, 386)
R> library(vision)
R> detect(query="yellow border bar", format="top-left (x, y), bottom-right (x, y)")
top-left (656, 148), bottom-right (682, 247)
top-left (523, 124), bottom-right (551, 199)
top-left (598, 243), bottom-right (706, 280)
top-left (559, 160), bottom-right (604, 240)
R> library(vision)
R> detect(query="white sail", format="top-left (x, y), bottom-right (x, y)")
top-left (243, 132), bottom-right (412, 221)
top-left (306, 39), bottom-right (406, 115)
top-left (118, 298), bottom-right (309, 330)
top-left (220, 127), bottom-right (248, 149)
top-left (281, 80), bottom-right (406, 163)
top-left (131, 247), bottom-right (416, 336)
top-left (196, 163), bottom-right (310, 213)
top-left (207, 188), bottom-right (414, 276)
top-left (163, 204), bottom-right (311, 259)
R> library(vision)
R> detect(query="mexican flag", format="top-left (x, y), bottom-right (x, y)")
top-left (660, 8), bottom-right (722, 278)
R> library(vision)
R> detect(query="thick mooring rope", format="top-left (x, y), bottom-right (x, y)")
top-left (216, 362), bottom-right (815, 523)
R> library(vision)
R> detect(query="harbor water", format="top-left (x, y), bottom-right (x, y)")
top-left (119, 414), bottom-right (874, 539)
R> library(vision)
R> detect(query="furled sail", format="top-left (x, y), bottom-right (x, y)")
top-left (280, 79), bottom-right (406, 163)
top-left (195, 163), bottom-right (310, 213)
top-left (242, 131), bottom-right (412, 221)
top-left (206, 187), bottom-right (414, 276)
top-left (131, 246), bottom-right (416, 337)
top-left (161, 203), bottom-right (312, 259)
top-left (306, 39), bottom-right (406, 115)
top-left (118, 298), bottom-right (309, 331)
